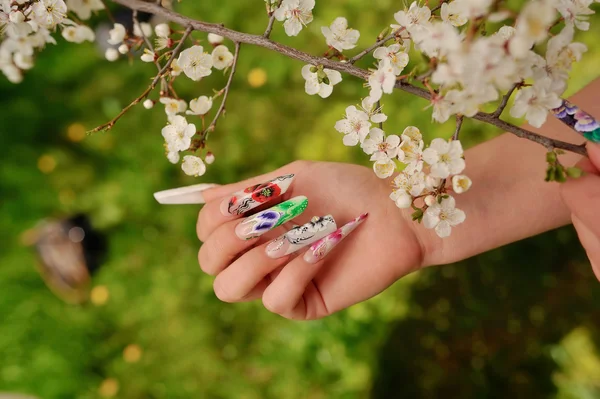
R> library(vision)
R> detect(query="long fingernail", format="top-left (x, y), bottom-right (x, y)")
top-left (265, 215), bottom-right (337, 259)
top-left (154, 183), bottom-right (219, 204)
top-left (303, 213), bottom-right (368, 264)
top-left (552, 100), bottom-right (600, 143)
top-left (220, 174), bottom-right (295, 216)
top-left (235, 196), bottom-right (308, 240)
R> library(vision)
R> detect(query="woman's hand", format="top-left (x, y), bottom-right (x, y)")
top-left (195, 161), bottom-right (425, 320)
top-left (561, 143), bottom-right (600, 281)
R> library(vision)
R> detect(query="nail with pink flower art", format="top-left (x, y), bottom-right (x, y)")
top-left (303, 213), bottom-right (368, 264)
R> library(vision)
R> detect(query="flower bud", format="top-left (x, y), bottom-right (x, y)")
top-left (424, 195), bottom-right (436, 207)
top-left (143, 99), bottom-right (154, 109)
top-left (141, 49), bottom-right (155, 63)
top-left (118, 44), bottom-right (129, 54)
top-left (105, 48), bottom-right (119, 62)
top-left (154, 23), bottom-right (171, 38)
top-left (208, 33), bottom-right (224, 45)
top-left (205, 152), bottom-right (215, 164)
top-left (9, 11), bottom-right (25, 23)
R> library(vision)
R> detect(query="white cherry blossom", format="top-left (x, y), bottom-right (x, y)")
top-left (441, 2), bottom-right (468, 26)
top-left (361, 128), bottom-right (401, 161)
top-left (301, 64), bottom-right (342, 98)
top-left (373, 43), bottom-right (409, 75)
top-left (162, 115), bottom-right (196, 152)
top-left (401, 126), bottom-right (423, 143)
top-left (160, 97), bottom-right (187, 116)
top-left (274, 0), bottom-right (315, 37)
top-left (186, 96), bottom-right (213, 116)
top-left (361, 97), bottom-right (387, 123)
top-left (154, 23), bottom-right (170, 38)
top-left (390, 170), bottom-right (426, 208)
top-left (133, 22), bottom-right (152, 38)
top-left (373, 159), bottom-right (396, 179)
top-left (30, 0), bottom-right (67, 29)
top-left (140, 49), bottom-right (155, 62)
top-left (398, 136), bottom-right (425, 174)
top-left (177, 45), bottom-right (213, 81)
top-left (422, 138), bottom-right (465, 179)
top-left (392, 1), bottom-right (432, 35)
top-left (211, 45), bottom-right (233, 70)
top-left (368, 59), bottom-right (395, 101)
top-left (532, 25), bottom-right (587, 94)
top-left (181, 155), bottom-right (206, 177)
top-left (555, 0), bottom-right (595, 31)
top-left (61, 24), bottom-right (95, 43)
top-left (321, 17), bottom-right (360, 52)
top-left (452, 174), bottom-right (472, 193)
top-left (510, 77), bottom-right (563, 127)
top-left (107, 23), bottom-right (126, 45)
top-left (66, 0), bottom-right (103, 20)
top-left (423, 195), bottom-right (466, 238)
top-left (335, 105), bottom-right (371, 146)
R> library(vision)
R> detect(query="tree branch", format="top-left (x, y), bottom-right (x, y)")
top-left (453, 114), bottom-right (463, 140)
top-left (88, 25), bottom-right (193, 133)
top-left (491, 82), bottom-right (519, 118)
top-left (263, 0), bottom-right (281, 38)
top-left (348, 32), bottom-right (395, 64)
top-left (109, 0), bottom-right (588, 157)
top-left (193, 42), bottom-right (241, 149)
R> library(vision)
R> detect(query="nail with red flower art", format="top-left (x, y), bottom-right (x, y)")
top-left (220, 174), bottom-right (295, 216)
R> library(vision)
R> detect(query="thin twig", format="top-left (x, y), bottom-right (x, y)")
top-left (376, 100), bottom-right (384, 129)
top-left (109, 0), bottom-right (588, 157)
top-left (348, 33), bottom-right (395, 64)
top-left (453, 114), bottom-right (463, 140)
top-left (190, 42), bottom-right (241, 150)
top-left (133, 10), bottom-right (166, 91)
top-left (88, 25), bottom-right (193, 133)
top-left (430, 0), bottom-right (447, 14)
top-left (263, 0), bottom-right (281, 38)
top-left (100, 0), bottom-right (116, 23)
top-left (492, 82), bottom-right (520, 118)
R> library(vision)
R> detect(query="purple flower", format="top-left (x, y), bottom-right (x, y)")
top-left (253, 210), bottom-right (281, 232)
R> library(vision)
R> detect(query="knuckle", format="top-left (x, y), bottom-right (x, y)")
top-left (198, 238), bottom-right (220, 276)
top-left (196, 209), bottom-right (209, 242)
top-left (288, 159), bottom-right (312, 171)
top-left (262, 292), bottom-right (286, 315)
top-left (213, 277), bottom-right (236, 303)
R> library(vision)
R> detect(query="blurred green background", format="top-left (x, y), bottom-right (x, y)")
top-left (1, 1), bottom-right (600, 398)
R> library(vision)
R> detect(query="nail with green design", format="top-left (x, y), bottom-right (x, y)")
top-left (234, 196), bottom-right (308, 240)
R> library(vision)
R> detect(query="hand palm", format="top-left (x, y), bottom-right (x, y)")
top-left (199, 161), bottom-right (424, 319)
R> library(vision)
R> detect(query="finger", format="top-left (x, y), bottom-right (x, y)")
top-left (561, 173), bottom-right (600, 239)
top-left (571, 215), bottom-right (600, 281)
top-left (153, 183), bottom-right (220, 205)
top-left (201, 162), bottom-right (303, 203)
top-left (212, 242), bottom-right (291, 303)
top-left (197, 218), bottom-right (259, 276)
top-left (198, 197), bottom-right (309, 274)
top-left (586, 142), bottom-right (600, 172)
top-left (197, 175), bottom-right (297, 241)
top-left (262, 214), bottom-right (368, 318)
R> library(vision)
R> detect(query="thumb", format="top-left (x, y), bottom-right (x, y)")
top-left (586, 142), bottom-right (600, 173)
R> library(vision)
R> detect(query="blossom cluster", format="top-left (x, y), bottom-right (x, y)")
top-left (336, 101), bottom-right (470, 237)
top-left (292, 0), bottom-right (595, 237)
top-left (0, 0), bottom-right (97, 83)
top-left (2, 0), bottom-right (596, 238)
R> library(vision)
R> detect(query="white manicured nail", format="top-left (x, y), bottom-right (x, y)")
top-left (153, 183), bottom-right (219, 204)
